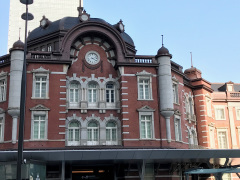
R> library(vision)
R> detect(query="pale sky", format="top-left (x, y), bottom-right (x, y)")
top-left (1, 0), bottom-right (240, 83)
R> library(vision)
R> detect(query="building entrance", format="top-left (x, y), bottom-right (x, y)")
top-left (72, 166), bottom-right (114, 180)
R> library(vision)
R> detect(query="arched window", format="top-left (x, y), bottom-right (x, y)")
top-left (106, 83), bottom-right (115, 103)
top-left (189, 98), bottom-right (194, 116)
top-left (68, 121), bottom-right (80, 146)
top-left (189, 129), bottom-right (198, 148)
top-left (185, 97), bottom-right (190, 114)
top-left (69, 81), bottom-right (80, 107)
top-left (88, 82), bottom-right (98, 107)
top-left (87, 121), bottom-right (99, 145)
top-left (106, 122), bottom-right (117, 145)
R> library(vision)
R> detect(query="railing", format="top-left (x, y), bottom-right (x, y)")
top-left (230, 93), bottom-right (240, 98)
top-left (0, 54), bottom-right (10, 65)
top-left (135, 55), bottom-right (155, 63)
top-left (27, 51), bottom-right (51, 60)
top-left (66, 139), bottom-right (122, 146)
top-left (135, 58), bottom-right (153, 63)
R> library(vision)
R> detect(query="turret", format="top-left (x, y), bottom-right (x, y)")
top-left (156, 45), bottom-right (174, 142)
top-left (8, 40), bottom-right (24, 144)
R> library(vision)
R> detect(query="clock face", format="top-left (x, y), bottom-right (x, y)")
top-left (119, 23), bottom-right (124, 32)
top-left (85, 51), bottom-right (100, 65)
top-left (40, 20), bottom-right (47, 27)
top-left (80, 14), bottom-right (89, 21)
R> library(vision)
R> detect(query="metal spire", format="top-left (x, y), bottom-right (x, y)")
top-left (190, 52), bottom-right (193, 67)
top-left (19, 28), bottom-right (21, 40)
top-left (161, 35), bottom-right (164, 46)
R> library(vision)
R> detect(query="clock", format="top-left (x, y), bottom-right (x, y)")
top-left (85, 51), bottom-right (100, 65)
top-left (40, 19), bottom-right (47, 27)
top-left (40, 16), bottom-right (50, 29)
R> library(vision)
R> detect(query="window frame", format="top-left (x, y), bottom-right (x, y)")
top-left (236, 107), bottom-right (240, 120)
top-left (87, 121), bottom-right (99, 145)
top-left (87, 82), bottom-right (99, 108)
top-left (209, 125), bottom-right (215, 148)
top-left (206, 97), bottom-right (212, 117)
top-left (69, 81), bottom-right (80, 108)
top-left (217, 128), bottom-right (229, 149)
top-left (137, 75), bottom-right (153, 101)
top-left (188, 129), bottom-right (198, 146)
top-left (68, 121), bottom-right (80, 146)
top-left (32, 70), bottom-right (49, 99)
top-left (31, 110), bottom-right (48, 140)
top-left (0, 72), bottom-right (7, 102)
top-left (106, 82), bottom-right (115, 104)
top-left (172, 77), bottom-right (179, 104)
top-left (174, 115), bottom-right (182, 142)
top-left (214, 106), bottom-right (226, 120)
top-left (138, 110), bottom-right (155, 140)
top-left (0, 112), bottom-right (5, 142)
top-left (106, 121), bottom-right (117, 145)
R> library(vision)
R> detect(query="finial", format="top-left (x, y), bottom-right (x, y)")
top-left (80, 0), bottom-right (84, 8)
top-left (161, 35), bottom-right (164, 46)
top-left (19, 28), bottom-right (21, 40)
top-left (190, 52), bottom-right (193, 67)
top-left (78, 0), bottom-right (84, 16)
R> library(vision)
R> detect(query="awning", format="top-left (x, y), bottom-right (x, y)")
top-left (0, 149), bottom-right (239, 164)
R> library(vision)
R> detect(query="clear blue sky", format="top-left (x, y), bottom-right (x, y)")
top-left (1, 0), bottom-right (240, 83)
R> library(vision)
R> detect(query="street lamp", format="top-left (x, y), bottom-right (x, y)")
top-left (17, 0), bottom-right (34, 179)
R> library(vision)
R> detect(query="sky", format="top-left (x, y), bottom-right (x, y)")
top-left (1, 0), bottom-right (240, 83)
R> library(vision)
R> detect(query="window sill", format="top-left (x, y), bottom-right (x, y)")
top-left (31, 97), bottom-right (49, 100)
top-left (29, 139), bottom-right (48, 141)
top-left (68, 107), bottom-right (121, 110)
top-left (139, 138), bottom-right (156, 141)
top-left (173, 102), bottom-right (180, 106)
top-left (137, 99), bottom-right (154, 101)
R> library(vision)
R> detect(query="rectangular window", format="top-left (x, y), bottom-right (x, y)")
top-left (47, 44), bottom-right (52, 52)
top-left (215, 107), bottom-right (226, 120)
top-left (0, 117), bottom-right (4, 142)
top-left (34, 76), bottom-right (47, 98)
top-left (140, 115), bottom-right (152, 139)
top-left (33, 115), bottom-right (46, 140)
top-left (174, 117), bottom-right (182, 141)
top-left (206, 98), bottom-right (212, 117)
top-left (236, 108), bottom-right (240, 120)
top-left (173, 83), bottom-right (179, 104)
top-left (217, 130), bottom-right (228, 149)
top-left (138, 78), bottom-right (152, 100)
top-left (0, 79), bottom-right (6, 102)
top-left (106, 84), bottom-right (115, 103)
top-left (209, 126), bottom-right (215, 148)
top-left (69, 83), bottom-right (79, 105)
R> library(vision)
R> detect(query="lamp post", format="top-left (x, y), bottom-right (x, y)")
top-left (17, 0), bottom-right (33, 179)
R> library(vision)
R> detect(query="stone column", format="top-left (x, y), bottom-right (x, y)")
top-left (8, 40), bottom-right (24, 144)
top-left (156, 46), bottom-right (174, 142)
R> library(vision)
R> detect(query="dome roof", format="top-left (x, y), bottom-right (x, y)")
top-left (184, 66), bottom-right (202, 80)
top-left (184, 67), bottom-right (202, 74)
top-left (156, 46), bottom-right (172, 58)
top-left (11, 40), bottom-right (24, 51)
top-left (28, 17), bottom-right (134, 46)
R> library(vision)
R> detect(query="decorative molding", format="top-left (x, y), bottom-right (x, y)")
top-left (30, 104), bottom-right (50, 111)
top-left (137, 105), bottom-right (155, 112)
top-left (32, 66), bottom-right (50, 73)
top-left (136, 70), bottom-right (153, 76)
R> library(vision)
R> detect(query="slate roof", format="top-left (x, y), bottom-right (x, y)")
top-left (28, 17), bottom-right (134, 46)
top-left (211, 83), bottom-right (240, 92)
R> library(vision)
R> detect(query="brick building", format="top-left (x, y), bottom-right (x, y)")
top-left (0, 5), bottom-right (239, 180)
